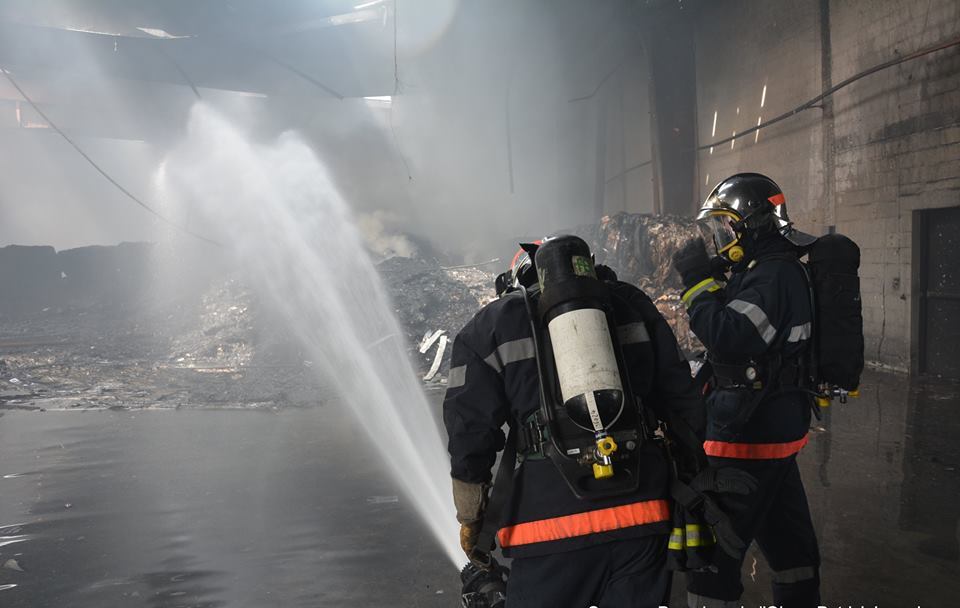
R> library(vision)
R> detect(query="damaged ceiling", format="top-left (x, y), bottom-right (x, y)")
top-left (0, 0), bottom-right (398, 142)
top-left (0, 0), bottom-right (397, 96)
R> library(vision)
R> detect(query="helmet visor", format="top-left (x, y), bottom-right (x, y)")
top-left (697, 213), bottom-right (740, 255)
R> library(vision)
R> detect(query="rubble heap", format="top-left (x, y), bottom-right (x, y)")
top-left (168, 279), bottom-right (255, 370)
top-left (377, 256), bottom-right (496, 385)
top-left (571, 213), bottom-right (702, 352)
top-left (575, 213), bottom-right (698, 292)
top-left (0, 213), bottom-right (702, 409)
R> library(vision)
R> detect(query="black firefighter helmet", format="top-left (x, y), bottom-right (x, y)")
top-left (697, 173), bottom-right (816, 262)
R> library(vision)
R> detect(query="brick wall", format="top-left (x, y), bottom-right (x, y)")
top-left (692, 0), bottom-right (960, 371)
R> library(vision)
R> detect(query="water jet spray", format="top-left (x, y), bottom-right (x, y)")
top-left (155, 103), bottom-right (463, 567)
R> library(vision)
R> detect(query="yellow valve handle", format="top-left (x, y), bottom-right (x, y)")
top-left (596, 436), bottom-right (618, 456)
top-left (848, 388), bottom-right (860, 398)
top-left (593, 462), bottom-right (614, 479)
top-left (816, 396), bottom-right (831, 407)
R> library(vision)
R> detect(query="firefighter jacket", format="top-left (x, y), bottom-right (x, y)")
top-left (681, 236), bottom-right (814, 460)
top-left (443, 280), bottom-right (705, 558)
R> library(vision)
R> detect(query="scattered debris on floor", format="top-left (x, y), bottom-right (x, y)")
top-left (0, 213), bottom-right (702, 408)
top-left (377, 255), bottom-right (496, 385)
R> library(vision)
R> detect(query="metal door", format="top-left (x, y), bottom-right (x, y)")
top-left (914, 206), bottom-right (960, 378)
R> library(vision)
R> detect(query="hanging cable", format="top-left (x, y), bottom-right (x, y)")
top-left (156, 45), bottom-right (202, 100)
top-left (610, 33), bottom-right (960, 172)
top-left (259, 50), bottom-right (344, 99)
top-left (1, 66), bottom-right (221, 246)
top-left (698, 34), bottom-right (960, 150)
top-left (389, 0), bottom-right (413, 180)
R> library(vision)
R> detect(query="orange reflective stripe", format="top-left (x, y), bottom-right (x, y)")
top-left (704, 434), bottom-right (809, 459)
top-left (768, 193), bottom-right (786, 205)
top-left (497, 499), bottom-right (670, 548)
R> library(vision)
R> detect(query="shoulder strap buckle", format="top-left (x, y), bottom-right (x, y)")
top-left (517, 410), bottom-right (547, 459)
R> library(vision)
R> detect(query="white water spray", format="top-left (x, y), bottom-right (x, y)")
top-left (156, 104), bottom-right (462, 566)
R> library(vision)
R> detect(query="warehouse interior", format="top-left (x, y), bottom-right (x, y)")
top-left (0, 0), bottom-right (957, 606)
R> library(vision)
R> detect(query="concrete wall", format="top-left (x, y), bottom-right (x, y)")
top-left (563, 37), bottom-right (657, 220)
top-left (692, 0), bottom-right (960, 371)
top-left (600, 56), bottom-right (658, 217)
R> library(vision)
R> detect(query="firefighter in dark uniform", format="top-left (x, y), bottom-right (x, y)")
top-left (445, 236), bottom-right (753, 608)
top-left (672, 173), bottom-right (821, 607)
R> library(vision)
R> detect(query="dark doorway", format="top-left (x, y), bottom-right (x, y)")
top-left (913, 206), bottom-right (960, 379)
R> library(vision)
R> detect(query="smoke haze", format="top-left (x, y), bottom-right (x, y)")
top-left (0, 0), bottom-right (645, 260)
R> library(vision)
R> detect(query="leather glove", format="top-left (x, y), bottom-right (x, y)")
top-left (672, 238), bottom-right (712, 289)
top-left (452, 478), bottom-right (490, 565)
top-left (460, 520), bottom-right (483, 559)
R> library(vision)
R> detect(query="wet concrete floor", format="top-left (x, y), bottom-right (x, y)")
top-left (721, 368), bottom-right (960, 608)
top-left (0, 368), bottom-right (957, 607)
top-left (0, 405), bottom-right (455, 607)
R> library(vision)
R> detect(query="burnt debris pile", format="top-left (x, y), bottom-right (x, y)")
top-left (377, 255), bottom-right (496, 386)
top-left (575, 213), bottom-right (702, 353)
top-left (0, 213), bottom-right (700, 409)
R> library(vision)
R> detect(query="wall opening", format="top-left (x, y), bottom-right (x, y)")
top-left (912, 206), bottom-right (960, 379)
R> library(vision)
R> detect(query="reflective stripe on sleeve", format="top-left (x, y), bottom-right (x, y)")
top-left (681, 277), bottom-right (722, 307)
top-left (483, 337), bottom-right (536, 373)
top-left (668, 527), bottom-right (684, 551)
top-left (683, 523), bottom-right (715, 547)
top-left (704, 434), bottom-right (809, 459)
top-left (617, 322), bottom-right (650, 345)
top-left (497, 498), bottom-right (671, 548)
top-left (787, 322), bottom-right (812, 343)
top-left (726, 299), bottom-right (777, 344)
top-left (447, 365), bottom-right (466, 388)
top-left (771, 565), bottom-right (817, 584)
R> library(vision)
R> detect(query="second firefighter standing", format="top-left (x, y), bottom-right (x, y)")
top-left (673, 173), bottom-right (822, 607)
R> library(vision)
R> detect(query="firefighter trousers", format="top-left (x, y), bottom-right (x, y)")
top-left (505, 534), bottom-right (672, 608)
top-left (686, 455), bottom-right (820, 608)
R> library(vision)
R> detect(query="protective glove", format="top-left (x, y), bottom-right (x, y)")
top-left (460, 520), bottom-right (483, 560)
top-left (672, 238), bottom-right (712, 289)
top-left (698, 493), bottom-right (747, 558)
top-left (452, 478), bottom-right (491, 566)
top-left (709, 254), bottom-right (732, 281)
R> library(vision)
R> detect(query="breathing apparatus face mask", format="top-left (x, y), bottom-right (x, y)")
top-left (698, 212), bottom-right (745, 263)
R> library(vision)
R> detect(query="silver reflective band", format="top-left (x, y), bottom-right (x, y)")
top-left (483, 337), bottom-right (536, 373)
top-left (447, 365), bottom-right (466, 389)
top-left (727, 299), bottom-right (777, 345)
top-left (787, 322), bottom-right (812, 343)
top-left (617, 322), bottom-right (651, 345)
top-left (771, 565), bottom-right (817, 583)
top-left (687, 591), bottom-right (741, 608)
